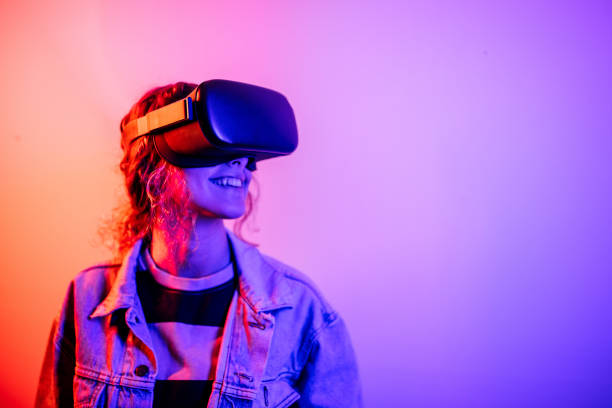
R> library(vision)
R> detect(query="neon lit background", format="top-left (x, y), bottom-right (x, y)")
top-left (1, 1), bottom-right (611, 406)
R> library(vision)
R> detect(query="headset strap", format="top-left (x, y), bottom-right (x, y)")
top-left (122, 95), bottom-right (194, 145)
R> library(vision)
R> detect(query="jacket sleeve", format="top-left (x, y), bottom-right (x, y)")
top-left (294, 314), bottom-right (363, 408)
top-left (35, 282), bottom-right (76, 408)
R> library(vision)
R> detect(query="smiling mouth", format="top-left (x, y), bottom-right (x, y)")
top-left (209, 177), bottom-right (244, 188)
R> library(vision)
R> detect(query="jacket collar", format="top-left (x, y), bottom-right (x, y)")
top-left (90, 230), bottom-right (292, 319)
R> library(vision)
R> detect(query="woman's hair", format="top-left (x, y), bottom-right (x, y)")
top-left (100, 82), bottom-right (257, 263)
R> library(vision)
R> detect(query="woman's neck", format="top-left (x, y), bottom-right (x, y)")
top-left (149, 216), bottom-right (231, 278)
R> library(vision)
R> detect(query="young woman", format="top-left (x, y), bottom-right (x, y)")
top-left (36, 81), bottom-right (362, 407)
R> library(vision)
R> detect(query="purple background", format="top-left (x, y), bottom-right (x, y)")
top-left (0, 0), bottom-right (611, 406)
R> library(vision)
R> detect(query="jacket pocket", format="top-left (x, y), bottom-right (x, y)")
top-left (73, 374), bottom-right (106, 408)
top-left (258, 380), bottom-right (300, 408)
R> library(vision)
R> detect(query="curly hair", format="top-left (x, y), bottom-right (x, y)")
top-left (100, 82), bottom-right (257, 263)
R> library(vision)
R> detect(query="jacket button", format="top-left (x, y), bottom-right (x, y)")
top-left (135, 365), bottom-right (149, 377)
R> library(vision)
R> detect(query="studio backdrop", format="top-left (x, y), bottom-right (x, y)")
top-left (0, 1), bottom-right (611, 407)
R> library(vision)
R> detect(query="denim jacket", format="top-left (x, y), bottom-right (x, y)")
top-left (35, 231), bottom-right (363, 407)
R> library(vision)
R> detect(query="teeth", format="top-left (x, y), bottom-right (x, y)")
top-left (211, 177), bottom-right (243, 187)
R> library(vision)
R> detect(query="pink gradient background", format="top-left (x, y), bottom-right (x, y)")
top-left (1, 1), bottom-right (611, 406)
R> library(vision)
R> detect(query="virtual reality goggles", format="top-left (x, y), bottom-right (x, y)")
top-left (122, 79), bottom-right (299, 171)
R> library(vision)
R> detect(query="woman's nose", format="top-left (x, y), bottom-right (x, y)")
top-left (227, 157), bottom-right (248, 168)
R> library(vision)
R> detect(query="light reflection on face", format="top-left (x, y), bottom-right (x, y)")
top-left (183, 157), bottom-right (253, 219)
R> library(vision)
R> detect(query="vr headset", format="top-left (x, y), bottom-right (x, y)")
top-left (122, 79), bottom-right (299, 171)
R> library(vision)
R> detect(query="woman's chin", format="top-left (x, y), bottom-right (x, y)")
top-left (220, 210), bottom-right (246, 220)
top-left (194, 205), bottom-right (245, 220)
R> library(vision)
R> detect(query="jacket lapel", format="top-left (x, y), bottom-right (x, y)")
top-left (207, 232), bottom-right (292, 403)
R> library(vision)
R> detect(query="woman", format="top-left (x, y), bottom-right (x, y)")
top-left (36, 81), bottom-right (362, 407)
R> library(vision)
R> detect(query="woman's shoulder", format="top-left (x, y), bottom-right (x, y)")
top-left (256, 251), bottom-right (338, 321)
top-left (73, 262), bottom-right (121, 285)
top-left (260, 254), bottom-right (324, 298)
top-left (71, 239), bottom-right (145, 292)
top-left (66, 261), bottom-right (125, 309)
top-left (230, 233), bottom-right (335, 314)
